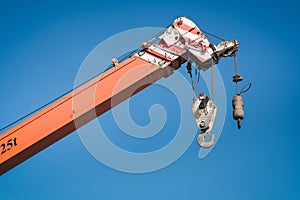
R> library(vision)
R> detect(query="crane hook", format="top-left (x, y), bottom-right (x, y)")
top-left (192, 92), bottom-right (217, 148)
top-left (197, 132), bottom-right (215, 148)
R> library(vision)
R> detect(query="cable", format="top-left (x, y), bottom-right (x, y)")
top-left (233, 53), bottom-right (239, 94)
top-left (239, 82), bottom-right (252, 95)
top-left (233, 53), bottom-right (239, 76)
top-left (0, 48), bottom-right (141, 133)
top-left (201, 29), bottom-right (226, 41)
top-left (0, 89), bottom-right (72, 132)
top-left (146, 24), bottom-right (171, 44)
top-left (211, 60), bottom-right (215, 101)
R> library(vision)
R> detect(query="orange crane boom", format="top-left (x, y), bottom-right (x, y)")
top-left (0, 55), bottom-right (182, 175)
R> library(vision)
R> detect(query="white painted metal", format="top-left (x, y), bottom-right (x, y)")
top-left (192, 95), bottom-right (217, 148)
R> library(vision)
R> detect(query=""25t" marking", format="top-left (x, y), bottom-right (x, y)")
top-left (1, 137), bottom-right (17, 155)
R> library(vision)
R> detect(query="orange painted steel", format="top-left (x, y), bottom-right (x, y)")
top-left (0, 55), bottom-right (177, 175)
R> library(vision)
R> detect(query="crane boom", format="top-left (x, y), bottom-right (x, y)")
top-left (0, 16), bottom-right (239, 175)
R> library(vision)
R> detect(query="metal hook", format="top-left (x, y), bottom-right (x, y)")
top-left (197, 132), bottom-right (215, 148)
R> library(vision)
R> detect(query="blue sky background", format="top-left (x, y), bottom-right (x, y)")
top-left (0, 0), bottom-right (299, 199)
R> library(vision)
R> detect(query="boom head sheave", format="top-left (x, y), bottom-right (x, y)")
top-left (137, 16), bottom-right (239, 71)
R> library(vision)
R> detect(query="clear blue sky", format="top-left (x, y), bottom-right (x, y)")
top-left (0, 0), bottom-right (299, 199)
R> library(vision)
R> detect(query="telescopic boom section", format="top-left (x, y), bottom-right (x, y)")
top-left (0, 55), bottom-right (181, 175)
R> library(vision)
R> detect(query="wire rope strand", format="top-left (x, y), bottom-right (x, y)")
top-left (201, 29), bottom-right (226, 41)
top-left (211, 61), bottom-right (215, 101)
